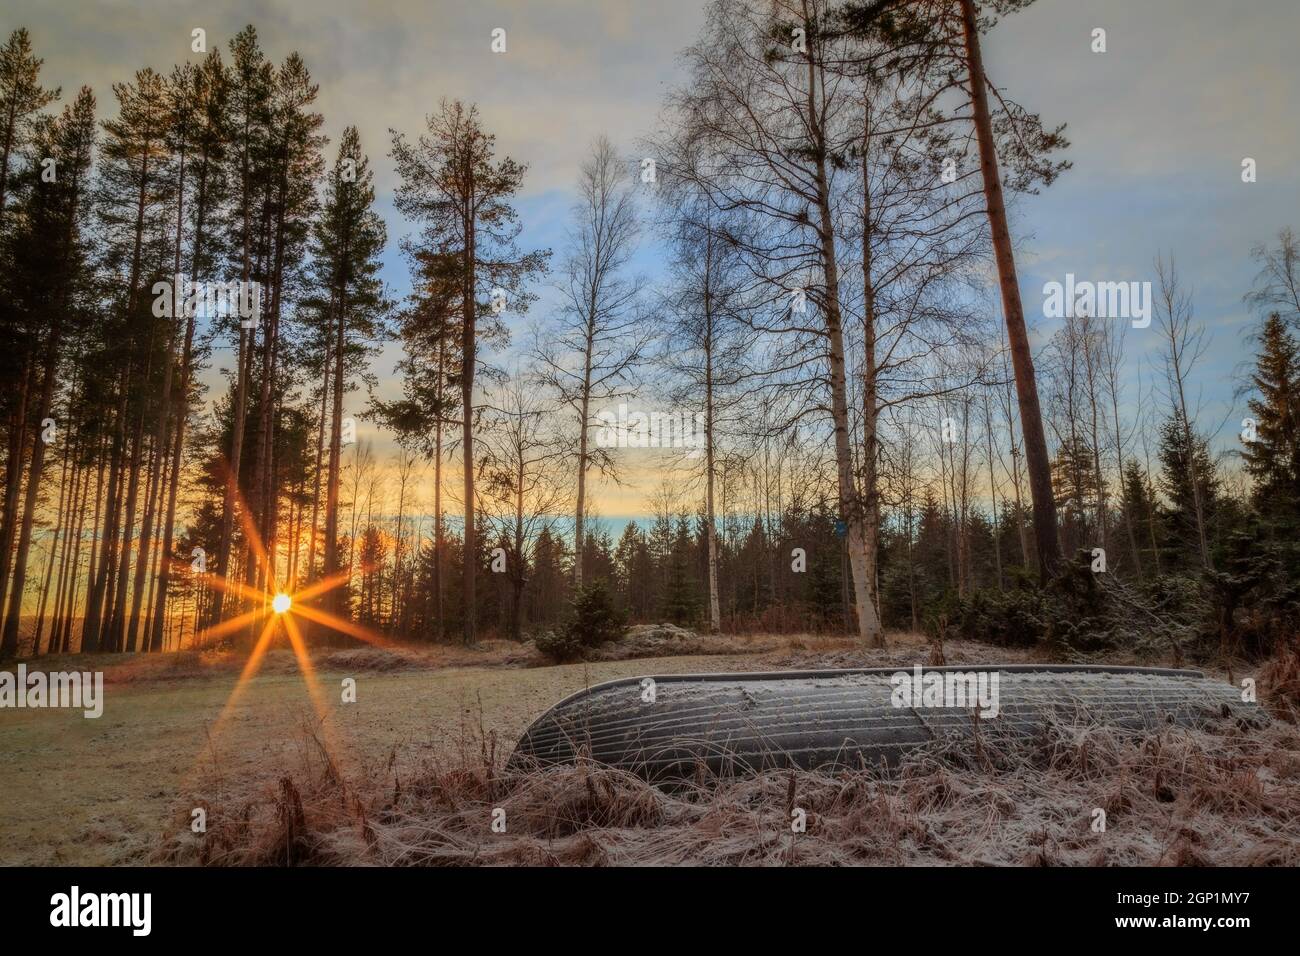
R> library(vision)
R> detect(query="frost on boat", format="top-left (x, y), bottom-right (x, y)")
top-left (507, 665), bottom-right (1265, 782)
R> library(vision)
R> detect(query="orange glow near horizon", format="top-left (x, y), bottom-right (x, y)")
top-left (189, 484), bottom-right (394, 780)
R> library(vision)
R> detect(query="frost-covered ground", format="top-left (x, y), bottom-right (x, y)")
top-left (3, 633), bottom-right (1296, 866)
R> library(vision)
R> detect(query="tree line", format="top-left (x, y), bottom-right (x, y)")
top-left (1, 2), bottom-right (1296, 660)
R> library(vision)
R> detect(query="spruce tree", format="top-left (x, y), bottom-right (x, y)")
top-left (1243, 312), bottom-right (1300, 520)
top-left (1158, 412), bottom-right (1219, 569)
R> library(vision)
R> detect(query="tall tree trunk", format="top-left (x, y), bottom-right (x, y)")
top-left (2, 155), bottom-right (88, 655)
top-left (306, 339), bottom-right (329, 587)
top-left (87, 389), bottom-right (127, 651)
top-left (1, 333), bottom-right (63, 655)
top-left (106, 135), bottom-right (157, 651)
top-left (51, 443), bottom-right (85, 651)
top-left (131, 143), bottom-right (189, 650)
top-left (433, 326), bottom-right (445, 642)
top-left (461, 198), bottom-right (477, 646)
top-left (211, 97), bottom-right (258, 629)
top-left (32, 440), bottom-right (73, 654)
top-left (859, 98), bottom-right (884, 645)
top-left (703, 277), bottom-right (720, 635)
top-left (802, 9), bottom-right (882, 644)
top-left (250, 162), bottom-right (289, 595)
top-left (983, 395), bottom-right (1004, 591)
top-left (109, 420), bottom-right (147, 651)
top-left (143, 433), bottom-right (170, 643)
top-left (323, 285), bottom-right (347, 636)
top-left (0, 359), bottom-right (35, 622)
top-left (573, 360), bottom-right (591, 590)
top-left (960, 0), bottom-right (1061, 582)
top-left (80, 431), bottom-right (109, 653)
top-left (211, 327), bottom-right (251, 628)
top-left (151, 142), bottom-right (213, 650)
top-left (125, 430), bottom-right (162, 651)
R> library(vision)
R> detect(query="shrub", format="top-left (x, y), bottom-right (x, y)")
top-left (952, 586), bottom-right (1053, 648)
top-left (536, 582), bottom-right (626, 662)
top-left (534, 629), bottom-right (583, 663)
top-left (566, 581), bottom-right (626, 648)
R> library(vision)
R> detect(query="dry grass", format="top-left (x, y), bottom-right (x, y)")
top-left (1259, 635), bottom-right (1300, 721)
top-left (155, 708), bottom-right (1300, 867)
top-left (9, 630), bottom-right (1297, 867)
top-left (0, 648), bottom-right (792, 865)
top-left (21, 639), bottom-right (535, 685)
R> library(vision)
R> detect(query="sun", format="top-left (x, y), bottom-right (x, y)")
top-left (179, 481), bottom-right (406, 800)
top-left (187, 482), bottom-right (387, 744)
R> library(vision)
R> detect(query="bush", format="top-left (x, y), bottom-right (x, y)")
top-left (536, 581), bottom-right (626, 662)
top-left (567, 581), bottom-right (626, 647)
top-left (952, 586), bottom-right (1054, 648)
top-left (534, 629), bottom-right (584, 663)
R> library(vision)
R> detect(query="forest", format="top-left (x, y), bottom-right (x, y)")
top-left (0, 0), bottom-right (1297, 669)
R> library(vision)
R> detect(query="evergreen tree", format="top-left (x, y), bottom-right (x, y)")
top-left (312, 125), bottom-right (386, 632)
top-left (0, 28), bottom-right (60, 221)
top-left (208, 25), bottom-right (271, 628)
top-left (87, 67), bottom-right (176, 654)
top-left (1242, 312), bottom-right (1300, 520)
top-left (0, 87), bottom-right (96, 656)
top-left (1158, 411), bottom-right (1219, 569)
top-left (564, 579), bottom-right (625, 648)
top-left (660, 516), bottom-right (699, 624)
top-left (243, 51), bottom-right (327, 598)
top-left (1121, 459), bottom-right (1162, 576)
top-left (367, 248), bottom-right (463, 640)
top-left (390, 99), bottom-right (548, 645)
top-left (612, 520), bottom-right (653, 621)
top-left (1050, 434), bottom-right (1102, 550)
top-left (524, 524), bottom-right (570, 629)
top-left (149, 48), bottom-right (231, 652)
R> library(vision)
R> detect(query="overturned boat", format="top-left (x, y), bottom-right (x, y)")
top-left (508, 664), bottom-right (1264, 782)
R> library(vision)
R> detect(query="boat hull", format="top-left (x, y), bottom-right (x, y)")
top-left (507, 665), bottom-right (1263, 782)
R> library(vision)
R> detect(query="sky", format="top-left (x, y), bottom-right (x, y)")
top-left (5, 0), bottom-right (1298, 526)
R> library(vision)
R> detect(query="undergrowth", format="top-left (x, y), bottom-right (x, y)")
top-left (155, 712), bottom-right (1300, 867)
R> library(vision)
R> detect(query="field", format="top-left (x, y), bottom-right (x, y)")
top-left (0, 633), bottom-right (840, 865)
top-left (2, 634), bottom-right (1298, 867)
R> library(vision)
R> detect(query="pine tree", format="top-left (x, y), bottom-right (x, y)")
top-left (149, 48), bottom-right (230, 652)
top-left (1242, 312), bottom-right (1300, 520)
top-left (524, 524), bottom-right (570, 629)
top-left (1050, 434), bottom-right (1102, 551)
top-left (208, 25), bottom-right (271, 629)
top-left (0, 28), bottom-right (59, 221)
top-left (368, 249), bottom-right (462, 640)
top-left (0, 88), bottom-right (96, 657)
top-left (243, 51), bottom-right (326, 601)
top-left (312, 126), bottom-right (386, 633)
top-left (86, 67), bottom-right (175, 654)
top-left (390, 99), bottom-right (548, 645)
top-left (564, 579), bottom-right (624, 648)
top-left (0, 29), bottom-right (61, 650)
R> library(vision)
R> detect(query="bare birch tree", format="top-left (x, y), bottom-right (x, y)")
top-left (536, 137), bottom-right (649, 590)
